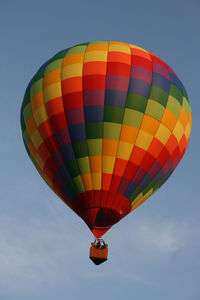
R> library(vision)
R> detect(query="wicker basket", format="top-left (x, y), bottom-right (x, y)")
top-left (89, 242), bottom-right (108, 265)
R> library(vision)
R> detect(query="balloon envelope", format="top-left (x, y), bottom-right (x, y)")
top-left (21, 41), bottom-right (192, 238)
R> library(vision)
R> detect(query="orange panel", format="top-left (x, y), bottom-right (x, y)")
top-left (161, 109), bottom-right (177, 132)
top-left (26, 117), bottom-right (37, 135)
top-left (62, 77), bottom-right (82, 94)
top-left (83, 61), bottom-right (107, 75)
top-left (165, 134), bottom-right (178, 155)
top-left (62, 53), bottom-right (84, 66)
top-left (108, 52), bottom-right (130, 64)
top-left (120, 125), bottom-right (138, 143)
top-left (43, 69), bottom-right (61, 88)
top-left (102, 173), bottom-right (112, 191)
top-left (89, 156), bottom-right (102, 173)
top-left (103, 139), bottom-right (118, 156)
top-left (46, 97), bottom-right (64, 117)
top-left (141, 115), bottom-right (160, 136)
top-left (148, 138), bottom-right (164, 158)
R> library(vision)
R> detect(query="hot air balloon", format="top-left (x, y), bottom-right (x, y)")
top-left (20, 41), bottom-right (192, 265)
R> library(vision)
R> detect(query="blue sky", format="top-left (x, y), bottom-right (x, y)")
top-left (1, 0), bottom-right (199, 299)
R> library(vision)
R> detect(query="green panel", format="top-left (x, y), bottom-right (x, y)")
top-left (145, 99), bottom-right (165, 121)
top-left (166, 96), bottom-right (181, 118)
top-left (23, 129), bottom-right (31, 146)
top-left (123, 108), bottom-right (143, 128)
top-left (182, 97), bottom-right (190, 116)
top-left (23, 104), bottom-right (33, 122)
top-left (67, 180), bottom-right (79, 196)
top-left (154, 178), bottom-right (164, 189)
top-left (170, 84), bottom-right (182, 105)
top-left (50, 49), bottom-right (69, 61)
top-left (126, 93), bottom-right (147, 112)
top-left (30, 67), bottom-right (45, 87)
top-left (66, 45), bottom-right (88, 55)
top-left (103, 122), bottom-right (121, 140)
top-left (72, 140), bottom-right (88, 158)
top-left (77, 157), bottom-right (90, 174)
top-left (85, 122), bottom-right (103, 139)
top-left (149, 85), bottom-right (169, 107)
top-left (130, 187), bottom-right (142, 203)
top-left (67, 160), bottom-right (80, 177)
top-left (87, 139), bottom-right (102, 156)
top-left (30, 79), bottom-right (43, 98)
top-left (22, 91), bottom-right (30, 108)
top-left (104, 106), bottom-right (124, 124)
top-left (44, 59), bottom-right (63, 74)
top-left (182, 85), bottom-right (189, 102)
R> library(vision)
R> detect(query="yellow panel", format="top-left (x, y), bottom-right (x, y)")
top-left (135, 130), bottom-right (153, 150)
top-left (155, 123), bottom-right (171, 145)
top-left (62, 63), bottom-right (83, 80)
top-left (178, 108), bottom-right (189, 129)
top-left (184, 123), bottom-right (191, 141)
top-left (35, 153), bottom-right (45, 170)
top-left (81, 173), bottom-right (93, 191)
top-left (141, 115), bottom-right (160, 135)
top-left (44, 83), bottom-right (62, 102)
top-left (91, 173), bottom-right (101, 190)
top-left (109, 43), bottom-right (130, 54)
top-left (102, 156), bottom-right (115, 174)
top-left (31, 130), bottom-right (43, 149)
top-left (117, 141), bottom-right (133, 160)
top-left (161, 108), bottom-right (177, 132)
top-left (62, 53), bottom-right (84, 67)
top-left (43, 69), bottom-right (61, 88)
top-left (84, 51), bottom-right (108, 62)
top-left (87, 43), bottom-right (108, 51)
top-left (33, 105), bottom-right (48, 126)
top-left (173, 120), bottom-right (184, 143)
top-left (28, 140), bottom-right (37, 159)
top-left (30, 91), bottom-right (43, 111)
top-left (89, 156), bottom-right (102, 173)
top-left (73, 176), bottom-right (85, 193)
top-left (131, 192), bottom-right (143, 211)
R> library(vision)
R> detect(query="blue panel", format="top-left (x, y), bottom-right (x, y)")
top-left (152, 73), bottom-right (170, 93)
top-left (60, 144), bottom-right (75, 162)
top-left (105, 90), bottom-right (127, 107)
top-left (139, 173), bottom-right (152, 190)
top-left (170, 73), bottom-right (183, 92)
top-left (69, 124), bottom-right (86, 141)
top-left (124, 181), bottom-right (137, 198)
top-left (128, 78), bottom-right (150, 98)
top-left (84, 105), bottom-right (104, 122)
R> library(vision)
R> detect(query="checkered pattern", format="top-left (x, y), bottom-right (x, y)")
top-left (21, 41), bottom-right (192, 238)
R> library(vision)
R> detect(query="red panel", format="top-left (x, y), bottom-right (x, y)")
top-left (38, 143), bottom-right (50, 162)
top-left (131, 55), bottom-right (152, 70)
top-left (140, 152), bottom-right (155, 172)
top-left (62, 92), bottom-right (83, 109)
top-left (44, 135), bottom-right (59, 152)
top-left (109, 175), bottom-right (122, 193)
top-left (148, 138), bottom-right (164, 158)
top-left (107, 62), bottom-right (130, 77)
top-left (123, 161), bottom-right (139, 180)
top-left (157, 147), bottom-right (170, 167)
top-left (49, 112), bottom-right (68, 131)
top-left (113, 158), bottom-right (127, 176)
top-left (82, 74), bottom-right (106, 90)
top-left (150, 53), bottom-right (168, 70)
top-left (129, 146), bottom-right (146, 164)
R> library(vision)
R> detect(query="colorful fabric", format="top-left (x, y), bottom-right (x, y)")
top-left (21, 41), bottom-right (192, 238)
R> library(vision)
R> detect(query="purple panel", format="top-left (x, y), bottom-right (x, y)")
top-left (105, 90), bottom-right (127, 107)
top-left (163, 158), bottom-right (172, 174)
top-left (106, 75), bottom-right (129, 92)
top-left (133, 167), bottom-right (147, 185)
top-left (83, 89), bottom-right (105, 106)
top-left (131, 65), bottom-right (152, 84)
top-left (65, 107), bottom-right (84, 125)
top-left (118, 177), bottom-right (131, 194)
top-left (128, 78), bottom-right (150, 98)
top-left (54, 128), bottom-right (71, 146)
top-left (152, 169), bottom-right (164, 184)
top-left (153, 62), bottom-right (170, 80)
top-left (84, 105), bottom-right (104, 122)
top-left (148, 160), bottom-right (162, 178)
